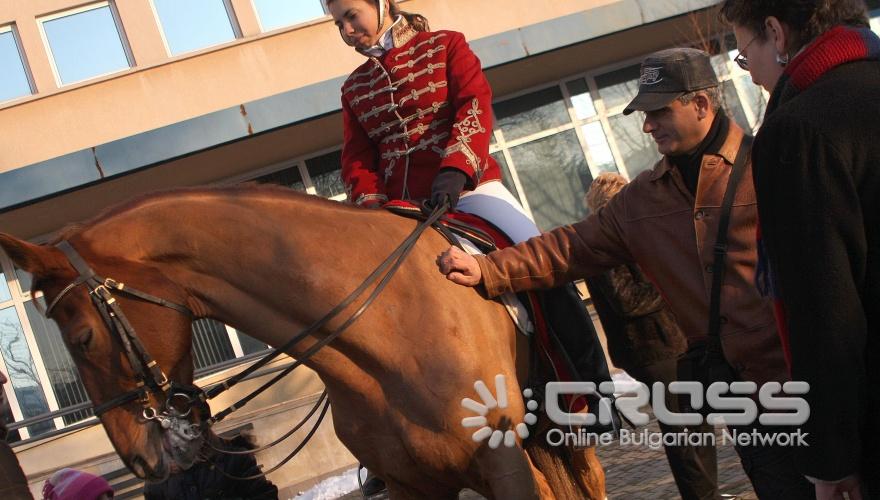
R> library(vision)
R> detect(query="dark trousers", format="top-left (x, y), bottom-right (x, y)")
top-left (627, 359), bottom-right (719, 500)
top-left (729, 421), bottom-right (814, 500)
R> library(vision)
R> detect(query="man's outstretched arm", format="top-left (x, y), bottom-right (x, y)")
top-left (437, 205), bottom-right (632, 297)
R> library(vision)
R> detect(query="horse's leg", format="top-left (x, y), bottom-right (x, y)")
top-left (524, 449), bottom-right (557, 500)
top-left (569, 446), bottom-right (606, 500)
top-left (384, 480), bottom-right (457, 500)
top-left (469, 443), bottom-right (545, 500)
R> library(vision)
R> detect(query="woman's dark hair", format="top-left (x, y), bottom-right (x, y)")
top-left (325, 0), bottom-right (430, 32)
top-left (719, 0), bottom-right (869, 51)
top-left (389, 0), bottom-right (430, 32)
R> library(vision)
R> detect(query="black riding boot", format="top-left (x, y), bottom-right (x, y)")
top-left (537, 284), bottom-right (618, 432)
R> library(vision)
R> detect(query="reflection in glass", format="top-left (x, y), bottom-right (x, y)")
top-left (192, 319), bottom-right (236, 372)
top-left (14, 266), bottom-right (32, 296)
top-left (566, 79), bottom-right (597, 120)
top-left (236, 331), bottom-right (270, 356)
top-left (721, 80), bottom-right (750, 132)
top-left (508, 131), bottom-right (592, 230)
top-left (305, 151), bottom-right (346, 198)
top-left (736, 75), bottom-right (767, 132)
top-left (608, 112), bottom-right (660, 179)
top-left (595, 64), bottom-right (640, 111)
top-left (581, 122), bottom-right (618, 174)
top-left (0, 272), bottom-right (11, 303)
top-left (710, 54), bottom-right (730, 79)
top-left (0, 307), bottom-right (54, 436)
top-left (0, 28), bottom-right (31, 102)
top-left (25, 299), bottom-right (92, 425)
top-left (491, 152), bottom-right (519, 201)
top-left (42, 5), bottom-right (130, 85)
top-left (153, 0), bottom-right (236, 55)
top-left (253, 0), bottom-right (326, 31)
top-left (493, 87), bottom-right (570, 141)
top-left (255, 165), bottom-right (306, 191)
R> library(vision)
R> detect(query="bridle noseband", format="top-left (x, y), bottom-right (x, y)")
top-left (47, 241), bottom-right (199, 418)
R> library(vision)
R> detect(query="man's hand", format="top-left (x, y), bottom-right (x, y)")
top-left (814, 474), bottom-right (863, 500)
top-left (436, 246), bottom-right (482, 286)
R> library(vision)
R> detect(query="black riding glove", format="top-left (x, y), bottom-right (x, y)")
top-left (429, 168), bottom-right (468, 210)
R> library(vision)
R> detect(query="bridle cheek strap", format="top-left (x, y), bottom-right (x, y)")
top-left (50, 241), bottom-right (193, 415)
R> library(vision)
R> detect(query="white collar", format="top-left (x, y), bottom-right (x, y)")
top-left (362, 16), bottom-right (403, 57)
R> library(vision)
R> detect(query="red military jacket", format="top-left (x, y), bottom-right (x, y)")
top-left (340, 17), bottom-right (501, 206)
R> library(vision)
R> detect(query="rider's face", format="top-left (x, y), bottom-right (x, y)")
top-left (329, 0), bottom-right (385, 50)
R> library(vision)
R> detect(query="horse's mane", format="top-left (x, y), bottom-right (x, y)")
top-left (53, 184), bottom-right (357, 243)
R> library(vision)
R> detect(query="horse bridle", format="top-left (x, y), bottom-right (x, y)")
top-left (46, 241), bottom-right (200, 417)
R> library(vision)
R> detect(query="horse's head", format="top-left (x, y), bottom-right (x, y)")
top-left (0, 233), bottom-right (206, 481)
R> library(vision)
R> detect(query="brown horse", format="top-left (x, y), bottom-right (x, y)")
top-left (0, 186), bottom-right (604, 499)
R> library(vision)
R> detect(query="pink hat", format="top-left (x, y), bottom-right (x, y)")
top-left (42, 468), bottom-right (113, 500)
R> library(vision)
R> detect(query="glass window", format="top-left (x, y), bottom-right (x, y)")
top-left (508, 131), bottom-right (592, 230)
top-left (721, 80), bottom-right (750, 132)
top-left (595, 64), bottom-right (640, 111)
top-left (491, 152), bottom-right (519, 200)
top-left (734, 75), bottom-right (767, 131)
top-left (581, 122), bottom-right (618, 174)
top-left (0, 26), bottom-right (32, 102)
top-left (871, 14), bottom-right (879, 36)
top-left (493, 87), bottom-right (570, 141)
top-left (253, 0), bottom-right (326, 31)
top-left (0, 272), bottom-right (11, 303)
top-left (305, 151), bottom-right (346, 198)
top-left (236, 331), bottom-right (270, 356)
top-left (25, 299), bottom-right (92, 425)
top-left (153, 0), bottom-right (237, 55)
top-left (41, 3), bottom-right (131, 85)
top-left (0, 306), bottom-right (54, 436)
top-left (254, 165), bottom-right (306, 191)
top-left (710, 54), bottom-right (730, 79)
top-left (14, 265), bottom-right (32, 297)
top-left (608, 112), bottom-right (660, 179)
top-left (192, 319), bottom-right (236, 371)
top-left (565, 79), bottom-right (597, 120)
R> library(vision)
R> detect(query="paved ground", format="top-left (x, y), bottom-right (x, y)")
top-left (339, 416), bottom-right (756, 500)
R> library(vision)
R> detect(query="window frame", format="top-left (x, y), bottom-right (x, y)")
top-left (250, 0), bottom-right (330, 33)
top-left (149, 0), bottom-right (242, 57)
top-left (0, 24), bottom-right (36, 104)
top-left (37, 1), bottom-right (134, 87)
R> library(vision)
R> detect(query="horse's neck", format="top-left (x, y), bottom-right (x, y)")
top-left (82, 193), bottom-right (413, 352)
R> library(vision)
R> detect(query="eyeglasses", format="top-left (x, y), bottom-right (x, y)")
top-left (734, 36), bottom-right (759, 70)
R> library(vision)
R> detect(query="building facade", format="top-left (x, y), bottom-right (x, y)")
top-left (2, 0), bottom-right (879, 496)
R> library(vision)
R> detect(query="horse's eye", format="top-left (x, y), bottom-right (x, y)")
top-left (73, 328), bottom-right (94, 352)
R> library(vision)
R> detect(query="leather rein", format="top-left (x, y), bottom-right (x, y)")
top-left (42, 202), bottom-right (449, 475)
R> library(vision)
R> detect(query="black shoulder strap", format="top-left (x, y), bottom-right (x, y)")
top-left (707, 135), bottom-right (754, 346)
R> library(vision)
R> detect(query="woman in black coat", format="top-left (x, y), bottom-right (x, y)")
top-left (721, 1), bottom-right (880, 498)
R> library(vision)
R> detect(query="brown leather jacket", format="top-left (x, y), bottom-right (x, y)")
top-left (476, 122), bottom-right (788, 386)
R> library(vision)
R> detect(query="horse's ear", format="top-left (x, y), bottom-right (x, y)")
top-left (0, 233), bottom-right (62, 277)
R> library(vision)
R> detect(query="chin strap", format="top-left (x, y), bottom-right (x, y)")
top-left (377, 0), bottom-right (386, 32)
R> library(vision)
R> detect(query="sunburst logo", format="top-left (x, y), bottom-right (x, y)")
top-left (460, 374), bottom-right (538, 449)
